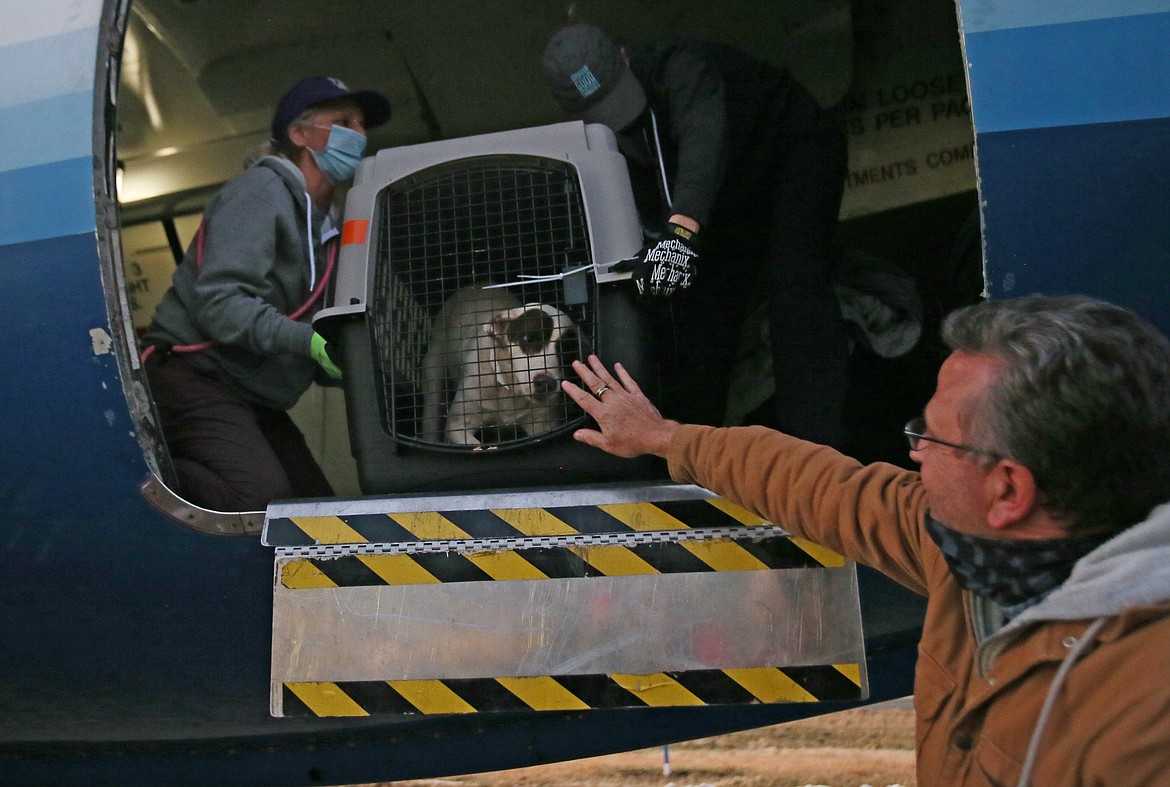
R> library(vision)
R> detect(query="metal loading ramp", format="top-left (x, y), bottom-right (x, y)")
top-left (263, 483), bottom-right (867, 718)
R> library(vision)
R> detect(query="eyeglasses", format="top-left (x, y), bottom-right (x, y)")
top-left (903, 417), bottom-right (1002, 459)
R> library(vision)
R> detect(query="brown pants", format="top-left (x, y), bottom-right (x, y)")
top-left (144, 351), bottom-right (333, 511)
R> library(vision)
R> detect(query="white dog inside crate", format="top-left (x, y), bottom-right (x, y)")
top-left (420, 285), bottom-right (589, 446)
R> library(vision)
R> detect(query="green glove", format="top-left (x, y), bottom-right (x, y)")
top-left (310, 332), bottom-right (342, 380)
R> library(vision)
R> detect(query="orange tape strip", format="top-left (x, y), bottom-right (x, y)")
top-left (342, 219), bottom-right (369, 246)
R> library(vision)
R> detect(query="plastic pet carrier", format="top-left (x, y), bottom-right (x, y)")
top-left (314, 122), bottom-right (665, 493)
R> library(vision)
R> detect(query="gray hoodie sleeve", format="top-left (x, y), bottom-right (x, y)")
top-left (188, 168), bottom-right (313, 357)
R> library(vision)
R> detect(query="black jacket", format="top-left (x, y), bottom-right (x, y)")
top-left (624, 38), bottom-right (804, 226)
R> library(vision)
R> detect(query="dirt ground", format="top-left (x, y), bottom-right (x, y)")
top-left (373, 704), bottom-right (916, 787)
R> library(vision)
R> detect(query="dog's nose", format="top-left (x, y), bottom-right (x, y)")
top-left (533, 374), bottom-right (559, 397)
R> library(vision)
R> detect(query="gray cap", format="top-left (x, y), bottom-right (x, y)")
top-left (541, 24), bottom-right (646, 131)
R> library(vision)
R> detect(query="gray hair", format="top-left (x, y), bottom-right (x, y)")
top-left (241, 106), bottom-right (319, 169)
top-left (941, 294), bottom-right (1170, 535)
top-left (271, 107), bottom-right (320, 158)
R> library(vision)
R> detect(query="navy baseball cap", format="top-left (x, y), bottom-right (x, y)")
top-left (271, 76), bottom-right (392, 142)
top-left (542, 25), bottom-right (646, 131)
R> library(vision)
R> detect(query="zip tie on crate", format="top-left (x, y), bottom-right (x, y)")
top-left (480, 265), bottom-right (594, 289)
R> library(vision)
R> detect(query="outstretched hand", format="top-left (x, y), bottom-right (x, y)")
top-left (561, 355), bottom-right (680, 459)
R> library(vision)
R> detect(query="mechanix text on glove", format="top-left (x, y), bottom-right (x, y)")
top-left (632, 223), bottom-right (700, 298)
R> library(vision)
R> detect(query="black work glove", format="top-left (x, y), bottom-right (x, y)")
top-left (628, 222), bottom-right (700, 299)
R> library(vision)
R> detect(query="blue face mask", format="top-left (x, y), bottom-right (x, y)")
top-left (309, 124), bottom-right (367, 184)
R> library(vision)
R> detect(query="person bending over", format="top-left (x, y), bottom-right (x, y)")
top-left (543, 24), bottom-right (849, 444)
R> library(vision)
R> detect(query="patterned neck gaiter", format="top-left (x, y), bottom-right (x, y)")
top-left (924, 515), bottom-right (1111, 617)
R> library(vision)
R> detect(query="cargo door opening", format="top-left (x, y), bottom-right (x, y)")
top-left (100, 0), bottom-right (979, 529)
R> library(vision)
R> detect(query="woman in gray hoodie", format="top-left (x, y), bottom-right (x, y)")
top-left (143, 77), bottom-right (391, 512)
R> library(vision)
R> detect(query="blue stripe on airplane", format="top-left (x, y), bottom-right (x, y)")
top-left (0, 156), bottom-right (95, 248)
top-left (959, 0), bottom-right (1170, 34)
top-left (0, 90), bottom-right (93, 174)
top-left (965, 11), bottom-right (1170, 133)
top-left (0, 26), bottom-right (99, 110)
top-left (979, 116), bottom-right (1170, 332)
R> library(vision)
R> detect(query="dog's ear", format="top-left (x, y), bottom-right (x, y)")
top-left (575, 327), bottom-right (594, 359)
top-left (558, 327), bottom-right (591, 373)
top-left (508, 309), bottom-right (555, 354)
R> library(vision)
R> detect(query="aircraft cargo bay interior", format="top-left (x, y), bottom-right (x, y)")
top-left (112, 0), bottom-right (980, 513)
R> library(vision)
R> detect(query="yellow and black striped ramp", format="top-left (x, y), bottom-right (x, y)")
top-left (268, 485), bottom-right (865, 719)
top-left (265, 495), bottom-right (791, 546)
top-left (281, 664), bottom-right (864, 717)
top-left (278, 528), bottom-right (840, 589)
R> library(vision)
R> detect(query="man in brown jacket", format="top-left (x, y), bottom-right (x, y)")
top-left (562, 294), bottom-right (1170, 786)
